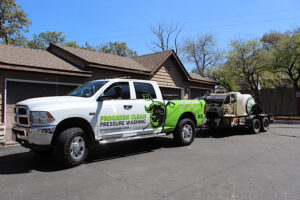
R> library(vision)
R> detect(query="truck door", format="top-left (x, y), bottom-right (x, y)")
top-left (97, 81), bottom-right (136, 139)
top-left (132, 82), bottom-right (163, 135)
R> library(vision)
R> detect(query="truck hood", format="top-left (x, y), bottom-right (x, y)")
top-left (17, 96), bottom-right (92, 111)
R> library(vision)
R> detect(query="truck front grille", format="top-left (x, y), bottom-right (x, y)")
top-left (15, 106), bottom-right (30, 127)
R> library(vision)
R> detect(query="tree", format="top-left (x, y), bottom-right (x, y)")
top-left (65, 41), bottom-right (80, 48)
top-left (0, 0), bottom-right (31, 44)
top-left (272, 33), bottom-right (300, 89)
top-left (79, 42), bottom-right (96, 51)
top-left (261, 31), bottom-right (286, 51)
top-left (183, 34), bottom-right (220, 77)
top-left (27, 31), bottom-right (66, 50)
top-left (99, 42), bottom-right (137, 57)
top-left (150, 22), bottom-right (182, 54)
top-left (212, 61), bottom-right (241, 92)
top-left (228, 39), bottom-right (270, 103)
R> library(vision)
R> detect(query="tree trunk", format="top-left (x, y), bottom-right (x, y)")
top-left (293, 81), bottom-right (299, 89)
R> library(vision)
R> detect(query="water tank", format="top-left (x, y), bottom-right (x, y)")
top-left (236, 93), bottom-right (255, 116)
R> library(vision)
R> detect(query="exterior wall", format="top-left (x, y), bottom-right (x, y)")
top-left (151, 57), bottom-right (214, 99)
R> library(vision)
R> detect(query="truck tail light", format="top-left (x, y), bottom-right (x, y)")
top-left (204, 104), bottom-right (207, 115)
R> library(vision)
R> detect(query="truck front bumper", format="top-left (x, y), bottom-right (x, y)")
top-left (12, 125), bottom-right (56, 148)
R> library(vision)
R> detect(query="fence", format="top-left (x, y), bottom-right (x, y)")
top-left (260, 88), bottom-right (300, 116)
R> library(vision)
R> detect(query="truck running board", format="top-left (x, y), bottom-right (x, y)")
top-left (99, 133), bottom-right (167, 144)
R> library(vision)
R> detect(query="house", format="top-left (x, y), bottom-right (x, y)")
top-left (0, 43), bottom-right (215, 144)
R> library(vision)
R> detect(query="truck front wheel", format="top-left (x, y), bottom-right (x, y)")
top-left (251, 119), bottom-right (261, 134)
top-left (173, 118), bottom-right (195, 146)
top-left (56, 127), bottom-right (88, 167)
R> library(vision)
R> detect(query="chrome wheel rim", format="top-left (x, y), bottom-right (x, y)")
top-left (182, 124), bottom-right (193, 141)
top-left (70, 136), bottom-right (85, 160)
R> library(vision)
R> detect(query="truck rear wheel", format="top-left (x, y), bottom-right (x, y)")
top-left (260, 117), bottom-right (269, 132)
top-left (251, 118), bottom-right (261, 134)
top-left (56, 127), bottom-right (88, 167)
top-left (173, 118), bottom-right (195, 146)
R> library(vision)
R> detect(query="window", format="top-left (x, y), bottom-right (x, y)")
top-left (103, 82), bottom-right (130, 99)
top-left (68, 81), bottom-right (108, 97)
top-left (134, 82), bottom-right (156, 99)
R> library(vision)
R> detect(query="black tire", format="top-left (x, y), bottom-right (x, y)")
top-left (173, 118), bottom-right (195, 146)
top-left (251, 118), bottom-right (261, 134)
top-left (31, 149), bottom-right (53, 156)
top-left (56, 127), bottom-right (88, 167)
top-left (260, 117), bottom-right (269, 132)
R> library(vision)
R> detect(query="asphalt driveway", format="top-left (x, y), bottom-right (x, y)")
top-left (0, 123), bottom-right (300, 200)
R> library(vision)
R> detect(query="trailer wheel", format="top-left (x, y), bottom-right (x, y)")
top-left (56, 127), bottom-right (88, 167)
top-left (173, 118), bottom-right (195, 146)
top-left (260, 117), bottom-right (269, 132)
top-left (251, 118), bottom-right (261, 134)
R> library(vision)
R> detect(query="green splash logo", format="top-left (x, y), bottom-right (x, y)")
top-left (143, 94), bottom-right (174, 130)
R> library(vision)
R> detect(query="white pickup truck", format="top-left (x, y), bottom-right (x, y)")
top-left (12, 79), bottom-right (206, 167)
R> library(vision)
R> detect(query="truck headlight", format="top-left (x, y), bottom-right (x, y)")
top-left (30, 111), bottom-right (55, 125)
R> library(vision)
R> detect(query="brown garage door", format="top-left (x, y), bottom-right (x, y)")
top-left (5, 81), bottom-right (77, 142)
top-left (190, 88), bottom-right (211, 99)
top-left (159, 87), bottom-right (182, 100)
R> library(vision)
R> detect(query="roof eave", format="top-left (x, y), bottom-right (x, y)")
top-left (0, 62), bottom-right (92, 77)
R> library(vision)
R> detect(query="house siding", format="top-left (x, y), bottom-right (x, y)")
top-left (151, 57), bottom-right (214, 99)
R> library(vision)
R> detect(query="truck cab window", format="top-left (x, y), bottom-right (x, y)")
top-left (134, 82), bottom-right (156, 99)
top-left (224, 95), bottom-right (230, 104)
top-left (103, 82), bottom-right (130, 99)
top-left (69, 81), bottom-right (108, 97)
top-left (230, 94), bottom-right (236, 103)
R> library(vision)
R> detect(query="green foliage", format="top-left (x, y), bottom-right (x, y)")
top-left (64, 41), bottom-right (80, 48)
top-left (79, 42), bottom-right (97, 51)
top-left (0, 0), bottom-right (31, 44)
top-left (99, 42), bottom-right (137, 57)
top-left (227, 39), bottom-right (272, 103)
top-left (261, 31), bottom-right (286, 51)
top-left (271, 33), bottom-right (300, 88)
top-left (27, 31), bottom-right (66, 50)
top-left (211, 61), bottom-right (241, 92)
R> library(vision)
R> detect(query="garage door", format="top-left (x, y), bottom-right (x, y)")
top-left (160, 87), bottom-right (182, 100)
top-left (5, 81), bottom-right (78, 142)
top-left (190, 88), bottom-right (211, 99)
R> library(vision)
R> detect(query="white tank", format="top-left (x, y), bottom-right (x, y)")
top-left (236, 93), bottom-right (255, 116)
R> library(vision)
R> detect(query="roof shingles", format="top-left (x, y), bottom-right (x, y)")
top-left (0, 44), bottom-right (86, 73)
top-left (56, 45), bottom-right (150, 72)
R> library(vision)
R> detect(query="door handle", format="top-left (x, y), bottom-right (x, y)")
top-left (124, 105), bottom-right (133, 109)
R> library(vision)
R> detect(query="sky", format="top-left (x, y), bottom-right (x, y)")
top-left (17, 0), bottom-right (300, 71)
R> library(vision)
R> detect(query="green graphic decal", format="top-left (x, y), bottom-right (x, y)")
top-left (246, 98), bottom-right (255, 114)
top-left (142, 94), bottom-right (174, 130)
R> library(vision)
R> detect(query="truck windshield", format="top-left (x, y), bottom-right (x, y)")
top-left (68, 81), bottom-right (108, 97)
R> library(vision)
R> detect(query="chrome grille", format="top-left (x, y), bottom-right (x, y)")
top-left (15, 106), bottom-right (30, 127)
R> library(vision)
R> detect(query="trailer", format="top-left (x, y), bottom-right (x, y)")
top-left (204, 92), bottom-right (273, 133)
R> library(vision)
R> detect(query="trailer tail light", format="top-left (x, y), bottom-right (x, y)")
top-left (204, 104), bottom-right (207, 115)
